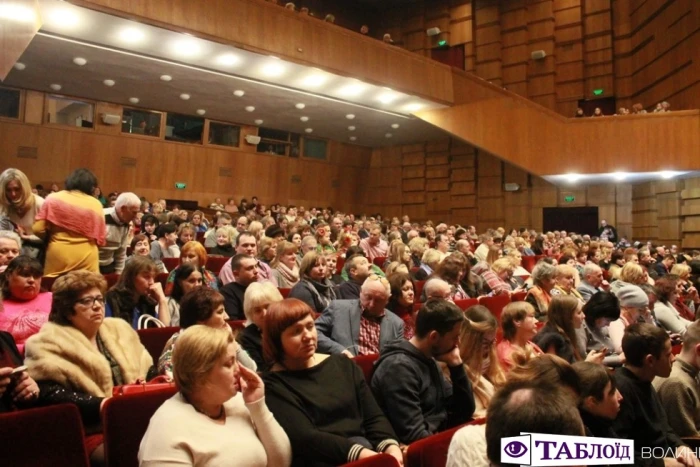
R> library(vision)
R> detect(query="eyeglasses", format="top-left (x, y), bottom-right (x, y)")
top-left (76, 296), bottom-right (105, 307)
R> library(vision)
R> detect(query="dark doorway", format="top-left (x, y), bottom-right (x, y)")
top-left (543, 207), bottom-right (599, 236)
top-left (431, 44), bottom-right (465, 70)
top-left (577, 97), bottom-right (617, 117)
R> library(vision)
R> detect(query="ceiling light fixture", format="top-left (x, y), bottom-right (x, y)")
top-left (305, 128), bottom-right (313, 133)
top-left (171, 38), bottom-right (201, 57)
top-left (295, 103), bottom-right (306, 109)
top-left (301, 74), bottom-right (328, 87)
top-left (245, 106), bottom-right (255, 112)
top-left (566, 173), bottom-right (582, 183)
top-left (0, 3), bottom-right (36, 23)
top-left (48, 8), bottom-right (79, 28)
top-left (160, 74), bottom-right (172, 81)
top-left (129, 97), bottom-right (139, 104)
top-left (377, 91), bottom-right (399, 104)
top-left (216, 53), bottom-right (240, 67)
top-left (118, 27), bottom-right (146, 44)
top-left (612, 172), bottom-right (627, 181)
top-left (233, 90), bottom-right (245, 97)
top-left (300, 116), bottom-right (309, 122)
top-left (391, 123), bottom-right (400, 129)
top-left (196, 109), bottom-right (206, 115)
top-left (348, 126), bottom-right (356, 131)
top-left (72, 57), bottom-right (87, 66)
top-left (349, 136), bottom-right (357, 141)
top-left (385, 133), bottom-right (393, 138)
top-left (660, 171), bottom-right (676, 179)
top-left (49, 84), bottom-right (62, 91)
top-left (103, 79), bottom-right (115, 87)
top-left (13, 62), bottom-right (26, 71)
top-left (254, 119), bottom-right (263, 125)
top-left (337, 83), bottom-right (366, 97)
top-left (261, 62), bottom-right (286, 77)
top-left (346, 114), bottom-right (355, 120)
top-left (404, 103), bottom-right (424, 112)
top-left (180, 93), bottom-right (190, 100)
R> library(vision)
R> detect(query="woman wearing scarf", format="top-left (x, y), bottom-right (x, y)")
top-left (288, 251), bottom-right (336, 314)
top-left (526, 260), bottom-right (557, 321)
top-left (32, 169), bottom-right (106, 277)
top-left (271, 241), bottom-right (300, 288)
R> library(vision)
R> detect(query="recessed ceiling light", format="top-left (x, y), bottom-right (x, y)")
top-left (377, 91), bottom-right (399, 104)
top-left (338, 83), bottom-right (366, 97)
top-left (295, 103), bottom-right (306, 109)
top-left (300, 116), bottom-right (309, 122)
top-left (49, 84), bottom-right (62, 91)
top-left (171, 38), bottom-right (201, 57)
top-left (103, 79), bottom-right (115, 87)
top-left (118, 27), bottom-right (146, 44)
top-left (180, 93), bottom-right (190, 100)
top-left (566, 173), bottom-right (582, 183)
top-left (13, 62), bottom-right (26, 71)
top-left (245, 106), bottom-right (255, 112)
top-left (346, 114), bottom-right (355, 120)
top-left (261, 62), bottom-right (286, 77)
top-left (48, 8), bottom-right (79, 28)
top-left (254, 119), bottom-right (264, 125)
top-left (611, 172), bottom-right (627, 181)
top-left (349, 136), bottom-right (357, 141)
top-left (348, 126), bottom-right (356, 131)
top-left (160, 75), bottom-right (172, 82)
top-left (233, 90), bottom-right (245, 97)
top-left (404, 103), bottom-right (424, 112)
top-left (391, 123), bottom-right (400, 129)
top-left (0, 4), bottom-right (37, 23)
top-left (660, 171), bottom-right (676, 179)
top-left (196, 109), bottom-right (206, 116)
top-left (73, 57), bottom-right (87, 66)
top-left (216, 53), bottom-right (240, 67)
top-left (385, 133), bottom-right (393, 138)
top-left (305, 128), bottom-right (313, 133)
top-left (301, 74), bottom-right (328, 87)
top-left (129, 97), bottom-right (139, 104)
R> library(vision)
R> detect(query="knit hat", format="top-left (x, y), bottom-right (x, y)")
top-left (617, 285), bottom-right (649, 309)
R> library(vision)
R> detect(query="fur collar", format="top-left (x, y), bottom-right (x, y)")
top-left (25, 318), bottom-right (152, 397)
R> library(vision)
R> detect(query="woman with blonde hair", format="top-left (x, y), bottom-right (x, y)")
top-left (385, 261), bottom-right (409, 277)
top-left (386, 241), bottom-right (411, 270)
top-left (238, 282), bottom-right (284, 370)
top-left (458, 305), bottom-right (506, 417)
top-left (671, 264), bottom-right (700, 319)
top-left (258, 236), bottom-right (278, 265)
top-left (496, 301), bottom-right (543, 372)
top-left (415, 248), bottom-right (441, 281)
top-left (176, 223), bottom-right (196, 248)
top-left (609, 262), bottom-right (646, 294)
top-left (248, 220), bottom-right (264, 240)
top-left (209, 225), bottom-right (236, 257)
top-left (0, 168), bottom-right (44, 259)
top-left (271, 241), bottom-right (300, 288)
top-left (408, 237), bottom-right (429, 268)
top-left (141, 326), bottom-right (291, 466)
top-left (551, 264), bottom-right (583, 301)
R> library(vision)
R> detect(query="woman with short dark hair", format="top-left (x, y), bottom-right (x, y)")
top-left (32, 168), bottom-right (106, 276)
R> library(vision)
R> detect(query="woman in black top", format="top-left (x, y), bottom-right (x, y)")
top-left (262, 298), bottom-right (402, 467)
top-left (0, 331), bottom-right (39, 412)
top-left (237, 282), bottom-right (283, 371)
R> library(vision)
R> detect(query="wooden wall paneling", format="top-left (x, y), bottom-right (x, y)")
top-left (402, 192), bottom-right (425, 205)
top-left (586, 184), bottom-right (616, 205)
top-left (426, 178), bottom-right (450, 192)
top-left (598, 204), bottom-right (617, 226)
top-left (402, 151), bottom-right (426, 166)
top-left (426, 166), bottom-right (450, 179)
top-left (451, 194), bottom-right (476, 208)
top-left (451, 167), bottom-right (475, 182)
top-left (474, 0), bottom-right (502, 85)
top-left (451, 181), bottom-right (476, 195)
top-left (24, 90), bottom-right (44, 125)
top-left (0, 0), bottom-right (40, 80)
top-left (426, 191), bottom-right (451, 216)
top-left (403, 165), bottom-right (426, 179)
top-left (582, 0), bottom-right (614, 98)
top-left (403, 178), bottom-right (426, 192)
top-left (425, 152), bottom-right (451, 166)
top-left (558, 188), bottom-right (587, 206)
top-left (452, 208), bottom-right (477, 225)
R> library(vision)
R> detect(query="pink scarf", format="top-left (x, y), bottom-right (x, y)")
top-left (36, 191), bottom-right (106, 245)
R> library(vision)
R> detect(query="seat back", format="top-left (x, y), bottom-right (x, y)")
top-left (478, 294), bottom-right (512, 321)
top-left (373, 256), bottom-right (387, 268)
top-left (104, 273), bottom-right (120, 289)
top-left (227, 319), bottom-right (246, 331)
top-left (155, 272), bottom-right (169, 290)
top-left (162, 257), bottom-right (180, 271)
top-left (41, 275), bottom-right (57, 291)
top-left (207, 256), bottom-right (229, 275)
top-left (511, 290), bottom-right (527, 302)
top-left (414, 280), bottom-right (426, 300)
top-left (342, 453), bottom-right (400, 466)
top-left (137, 326), bottom-right (180, 363)
top-left (279, 287), bottom-right (291, 298)
top-left (453, 298), bottom-right (479, 311)
top-left (354, 353), bottom-right (379, 384)
top-left (103, 388), bottom-right (178, 467)
top-left (521, 255), bottom-right (538, 273)
top-left (0, 404), bottom-right (90, 467)
top-left (406, 418), bottom-right (486, 467)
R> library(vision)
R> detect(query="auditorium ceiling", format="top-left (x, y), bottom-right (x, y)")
top-left (1, 0), bottom-right (450, 147)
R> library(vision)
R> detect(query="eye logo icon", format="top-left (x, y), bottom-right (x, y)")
top-left (504, 441), bottom-right (528, 458)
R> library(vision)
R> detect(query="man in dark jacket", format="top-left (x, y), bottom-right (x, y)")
top-left (335, 255), bottom-right (371, 300)
top-left (371, 299), bottom-right (475, 444)
top-left (220, 254), bottom-right (258, 320)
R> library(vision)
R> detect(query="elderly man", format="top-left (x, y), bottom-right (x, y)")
top-left (577, 263), bottom-right (608, 302)
top-left (236, 216), bottom-right (249, 232)
top-left (0, 230), bottom-right (21, 273)
top-left (99, 192), bottom-right (141, 274)
top-left (336, 255), bottom-right (372, 300)
top-left (424, 278), bottom-right (453, 301)
top-left (359, 227), bottom-right (389, 262)
top-left (297, 235), bottom-right (317, 265)
top-left (315, 275), bottom-right (404, 357)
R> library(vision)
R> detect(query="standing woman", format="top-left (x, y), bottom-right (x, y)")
top-left (33, 168), bottom-right (106, 277)
top-left (105, 256), bottom-right (170, 328)
top-left (0, 169), bottom-right (44, 259)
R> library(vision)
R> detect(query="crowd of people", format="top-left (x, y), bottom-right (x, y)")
top-left (3, 165), bottom-right (700, 466)
top-left (576, 100), bottom-right (672, 118)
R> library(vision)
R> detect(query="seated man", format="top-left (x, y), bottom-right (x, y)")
top-left (220, 254), bottom-right (258, 320)
top-left (614, 323), bottom-right (700, 466)
top-left (577, 263), bottom-right (607, 302)
top-left (423, 278), bottom-right (453, 301)
top-left (371, 299), bottom-right (474, 444)
top-left (335, 255), bottom-right (371, 300)
top-left (359, 227), bottom-right (389, 262)
top-left (203, 212), bottom-right (232, 248)
top-left (315, 275), bottom-right (403, 357)
top-left (654, 321), bottom-right (700, 437)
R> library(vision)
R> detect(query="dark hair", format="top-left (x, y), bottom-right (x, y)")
top-left (622, 322), bottom-right (670, 367)
top-left (486, 381), bottom-right (583, 464)
top-left (572, 361), bottom-right (615, 403)
top-left (583, 291), bottom-right (620, 328)
top-left (141, 214), bottom-right (159, 228)
top-left (263, 298), bottom-right (314, 364)
top-left (654, 276), bottom-right (677, 304)
top-left (235, 230), bottom-right (255, 247)
top-left (345, 245), bottom-right (366, 259)
top-left (179, 288), bottom-right (225, 328)
top-left (611, 251), bottom-right (624, 265)
top-left (49, 271), bottom-right (107, 326)
top-left (64, 168), bottom-right (98, 195)
top-left (1, 255), bottom-right (43, 297)
top-left (386, 272), bottom-right (414, 313)
top-left (155, 222), bottom-right (177, 239)
top-left (171, 263), bottom-right (202, 302)
top-left (558, 254), bottom-right (575, 265)
top-left (435, 255), bottom-right (465, 285)
top-left (547, 295), bottom-right (583, 360)
top-left (230, 253), bottom-right (254, 273)
top-left (414, 299), bottom-right (464, 338)
top-left (130, 233), bottom-right (148, 250)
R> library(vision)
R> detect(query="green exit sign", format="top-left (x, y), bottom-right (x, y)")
top-left (564, 195), bottom-right (575, 203)
top-left (593, 89), bottom-right (604, 96)
top-left (438, 40), bottom-right (447, 47)
top-left (174, 182), bottom-right (186, 189)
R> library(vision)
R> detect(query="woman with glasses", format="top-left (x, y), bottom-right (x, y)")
top-left (25, 270), bottom-right (154, 464)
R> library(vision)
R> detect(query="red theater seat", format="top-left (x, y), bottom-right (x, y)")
top-left (373, 256), bottom-right (387, 268)
top-left (522, 255), bottom-right (538, 273)
top-left (0, 404), bottom-right (90, 467)
top-left (41, 275), bottom-right (57, 291)
top-left (453, 298), bottom-right (479, 311)
top-left (414, 281), bottom-right (425, 300)
top-left (354, 353), bottom-right (379, 384)
top-left (342, 453), bottom-right (400, 466)
top-left (478, 294), bottom-right (511, 321)
top-left (406, 418), bottom-right (485, 467)
top-left (162, 257), bottom-right (179, 271)
top-left (207, 255), bottom-right (229, 275)
top-left (137, 326), bottom-right (179, 363)
top-left (156, 272), bottom-right (168, 290)
top-left (103, 388), bottom-right (178, 467)
top-left (336, 256), bottom-right (345, 274)
top-left (104, 273), bottom-right (120, 289)
top-left (228, 320), bottom-right (246, 331)
top-left (279, 288), bottom-right (291, 298)
top-left (511, 291), bottom-right (527, 301)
